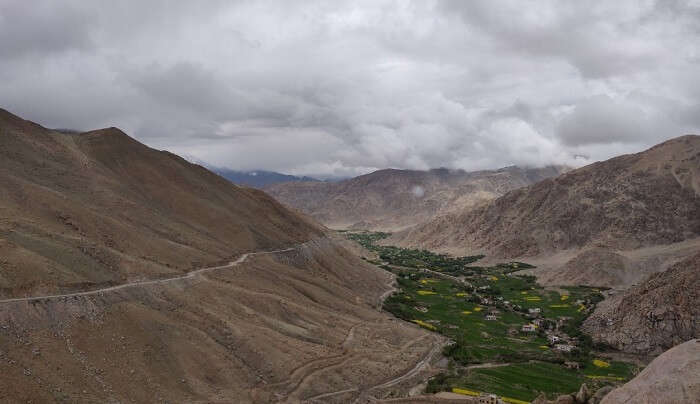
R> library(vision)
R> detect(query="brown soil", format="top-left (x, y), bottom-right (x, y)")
top-left (0, 109), bottom-right (443, 403)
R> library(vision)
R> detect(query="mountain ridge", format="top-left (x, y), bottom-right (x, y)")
top-left (265, 165), bottom-right (569, 231)
top-left (390, 135), bottom-right (700, 253)
top-left (389, 134), bottom-right (700, 288)
top-left (0, 107), bottom-right (441, 402)
top-left (0, 108), bottom-right (324, 297)
top-left (212, 167), bottom-right (322, 188)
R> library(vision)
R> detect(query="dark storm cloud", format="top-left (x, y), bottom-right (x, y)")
top-left (0, 0), bottom-right (698, 178)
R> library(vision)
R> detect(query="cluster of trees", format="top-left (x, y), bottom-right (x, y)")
top-left (347, 231), bottom-right (483, 271)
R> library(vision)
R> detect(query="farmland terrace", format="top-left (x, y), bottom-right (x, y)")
top-left (347, 231), bottom-right (642, 403)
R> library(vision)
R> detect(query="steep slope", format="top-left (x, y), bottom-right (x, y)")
top-left (391, 135), bottom-right (700, 286)
top-left (0, 108), bottom-right (322, 297)
top-left (600, 339), bottom-right (700, 404)
top-left (583, 252), bottom-right (699, 354)
top-left (265, 166), bottom-right (567, 231)
top-left (0, 109), bottom-right (440, 402)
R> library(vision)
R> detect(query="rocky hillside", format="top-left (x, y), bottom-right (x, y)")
top-left (390, 135), bottom-right (700, 287)
top-left (0, 109), bottom-right (440, 402)
top-left (0, 108), bottom-right (324, 297)
top-left (583, 252), bottom-right (699, 355)
top-left (600, 339), bottom-right (700, 404)
top-left (265, 166), bottom-right (567, 231)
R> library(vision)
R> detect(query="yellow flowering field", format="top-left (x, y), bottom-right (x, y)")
top-left (452, 387), bottom-right (480, 396)
top-left (411, 320), bottom-right (436, 330)
top-left (503, 397), bottom-right (530, 404)
top-left (586, 375), bottom-right (623, 381)
top-left (593, 359), bottom-right (610, 368)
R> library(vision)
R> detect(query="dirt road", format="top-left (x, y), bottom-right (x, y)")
top-left (0, 247), bottom-right (296, 304)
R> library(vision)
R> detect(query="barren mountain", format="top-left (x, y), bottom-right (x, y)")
top-left (583, 252), bottom-right (699, 355)
top-left (265, 166), bottom-right (567, 231)
top-left (0, 107), bottom-right (325, 297)
top-left (0, 109), bottom-right (440, 402)
top-left (600, 339), bottom-right (700, 404)
top-left (391, 135), bottom-right (700, 287)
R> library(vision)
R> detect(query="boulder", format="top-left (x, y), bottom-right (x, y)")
top-left (554, 395), bottom-right (576, 404)
top-left (601, 339), bottom-right (700, 403)
top-left (590, 385), bottom-right (614, 404)
top-left (575, 383), bottom-right (590, 403)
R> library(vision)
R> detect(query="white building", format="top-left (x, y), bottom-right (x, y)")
top-left (554, 344), bottom-right (575, 352)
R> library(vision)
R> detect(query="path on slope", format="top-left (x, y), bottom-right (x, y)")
top-left (0, 247), bottom-right (296, 304)
top-left (304, 333), bottom-right (445, 402)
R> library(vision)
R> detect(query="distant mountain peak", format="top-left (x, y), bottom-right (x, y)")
top-left (211, 167), bottom-right (321, 188)
top-left (265, 165), bottom-right (566, 231)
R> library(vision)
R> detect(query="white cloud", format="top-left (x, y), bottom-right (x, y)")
top-left (0, 0), bottom-right (698, 177)
top-left (412, 185), bottom-right (425, 198)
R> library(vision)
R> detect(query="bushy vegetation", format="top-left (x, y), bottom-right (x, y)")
top-left (347, 231), bottom-right (484, 273)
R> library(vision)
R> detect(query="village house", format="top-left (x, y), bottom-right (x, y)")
top-left (528, 307), bottom-right (541, 314)
top-left (485, 314), bottom-right (498, 321)
top-left (521, 324), bottom-right (537, 333)
top-left (554, 343), bottom-right (575, 352)
top-left (547, 335), bottom-right (561, 343)
top-left (556, 316), bottom-right (573, 328)
top-left (414, 306), bottom-right (428, 313)
top-left (477, 394), bottom-right (501, 404)
top-left (564, 361), bottom-right (580, 370)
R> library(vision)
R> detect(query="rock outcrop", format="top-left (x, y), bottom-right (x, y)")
top-left (600, 339), bottom-right (700, 403)
top-left (532, 383), bottom-right (602, 404)
top-left (583, 252), bottom-right (699, 354)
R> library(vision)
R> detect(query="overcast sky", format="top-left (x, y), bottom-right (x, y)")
top-left (1, 1), bottom-right (699, 178)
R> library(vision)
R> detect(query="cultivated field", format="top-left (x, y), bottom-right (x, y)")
top-left (348, 232), bottom-right (639, 402)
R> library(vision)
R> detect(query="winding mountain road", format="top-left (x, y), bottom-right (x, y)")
top-left (0, 247), bottom-right (296, 304)
top-left (3, 242), bottom-right (446, 402)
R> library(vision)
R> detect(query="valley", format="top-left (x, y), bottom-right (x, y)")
top-left (348, 231), bottom-right (641, 402)
top-left (0, 110), bottom-right (447, 403)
